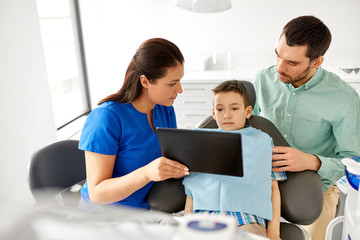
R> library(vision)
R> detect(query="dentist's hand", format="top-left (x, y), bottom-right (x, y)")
top-left (144, 157), bottom-right (189, 182)
top-left (272, 146), bottom-right (321, 172)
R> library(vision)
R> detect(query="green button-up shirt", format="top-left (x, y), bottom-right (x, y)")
top-left (253, 66), bottom-right (360, 191)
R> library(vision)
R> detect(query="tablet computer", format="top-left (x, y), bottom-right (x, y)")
top-left (157, 127), bottom-right (243, 177)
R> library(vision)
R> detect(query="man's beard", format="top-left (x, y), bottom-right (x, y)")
top-left (277, 65), bottom-right (311, 86)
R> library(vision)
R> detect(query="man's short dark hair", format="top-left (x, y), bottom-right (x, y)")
top-left (281, 15), bottom-right (332, 61)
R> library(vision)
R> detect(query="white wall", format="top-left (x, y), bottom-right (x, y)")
top-left (80, 0), bottom-right (360, 107)
top-left (0, 0), bottom-right (57, 203)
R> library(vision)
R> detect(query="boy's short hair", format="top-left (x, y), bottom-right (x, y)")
top-left (212, 80), bottom-right (250, 107)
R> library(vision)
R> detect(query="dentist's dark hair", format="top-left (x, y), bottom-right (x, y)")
top-left (281, 15), bottom-right (332, 61)
top-left (98, 38), bottom-right (184, 105)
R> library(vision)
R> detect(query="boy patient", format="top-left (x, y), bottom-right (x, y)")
top-left (183, 80), bottom-right (286, 239)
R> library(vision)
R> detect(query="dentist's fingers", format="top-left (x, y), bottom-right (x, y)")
top-left (145, 157), bottom-right (189, 181)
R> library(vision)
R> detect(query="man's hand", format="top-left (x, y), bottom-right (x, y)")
top-left (272, 146), bottom-right (321, 172)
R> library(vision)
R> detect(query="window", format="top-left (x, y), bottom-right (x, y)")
top-left (36, 0), bottom-right (90, 130)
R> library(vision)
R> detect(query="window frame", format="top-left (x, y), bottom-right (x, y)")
top-left (56, 0), bottom-right (91, 131)
top-left (37, 0), bottom-right (91, 131)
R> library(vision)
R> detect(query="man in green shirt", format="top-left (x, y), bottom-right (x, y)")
top-left (253, 15), bottom-right (360, 240)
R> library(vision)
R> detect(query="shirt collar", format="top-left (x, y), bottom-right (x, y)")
top-left (287, 66), bottom-right (324, 92)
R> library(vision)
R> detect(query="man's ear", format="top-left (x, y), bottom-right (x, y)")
top-left (246, 105), bottom-right (253, 119)
top-left (140, 75), bottom-right (150, 88)
top-left (311, 56), bottom-right (324, 69)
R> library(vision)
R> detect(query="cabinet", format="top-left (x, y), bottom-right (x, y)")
top-left (173, 82), bottom-right (217, 129)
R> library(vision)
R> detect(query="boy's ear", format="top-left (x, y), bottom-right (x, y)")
top-left (212, 108), bottom-right (216, 120)
top-left (246, 105), bottom-right (253, 119)
top-left (140, 75), bottom-right (150, 88)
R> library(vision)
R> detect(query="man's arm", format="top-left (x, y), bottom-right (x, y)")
top-left (272, 95), bottom-right (360, 187)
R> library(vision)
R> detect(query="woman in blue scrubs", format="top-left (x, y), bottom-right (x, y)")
top-left (78, 38), bottom-right (189, 209)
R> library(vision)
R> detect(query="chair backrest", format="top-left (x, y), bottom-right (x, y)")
top-left (147, 80), bottom-right (323, 226)
top-left (27, 139), bottom-right (86, 204)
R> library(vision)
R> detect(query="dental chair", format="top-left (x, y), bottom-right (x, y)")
top-left (147, 80), bottom-right (323, 240)
top-left (27, 139), bottom-right (86, 206)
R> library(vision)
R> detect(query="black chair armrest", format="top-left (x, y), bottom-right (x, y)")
top-left (279, 170), bottom-right (323, 225)
top-left (280, 222), bottom-right (306, 240)
top-left (147, 178), bottom-right (186, 213)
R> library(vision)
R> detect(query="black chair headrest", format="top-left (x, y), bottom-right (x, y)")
top-left (237, 80), bottom-right (256, 109)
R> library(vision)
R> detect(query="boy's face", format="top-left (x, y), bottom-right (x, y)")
top-left (212, 91), bottom-right (252, 131)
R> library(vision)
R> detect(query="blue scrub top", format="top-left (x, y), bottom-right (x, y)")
top-left (78, 101), bottom-right (177, 209)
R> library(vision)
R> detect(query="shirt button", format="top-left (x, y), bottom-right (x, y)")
top-left (305, 86), bottom-right (309, 89)
top-left (287, 113), bottom-right (291, 117)
top-left (283, 134), bottom-right (288, 138)
top-left (292, 92), bottom-right (296, 96)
